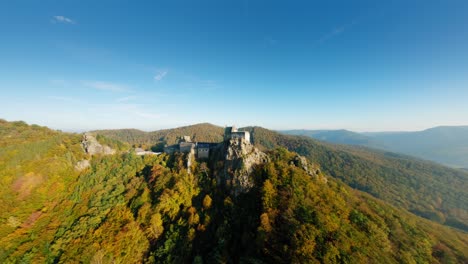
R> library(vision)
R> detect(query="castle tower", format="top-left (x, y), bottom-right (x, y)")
top-left (224, 126), bottom-right (234, 141)
top-left (224, 125), bottom-right (250, 143)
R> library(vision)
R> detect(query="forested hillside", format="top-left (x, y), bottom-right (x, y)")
top-left (1, 120), bottom-right (468, 263)
top-left (95, 124), bottom-right (468, 231)
top-left (281, 129), bottom-right (381, 148)
top-left (283, 126), bottom-right (468, 168)
top-left (245, 127), bottom-right (468, 232)
top-left (94, 123), bottom-right (224, 151)
top-left (0, 119), bottom-right (85, 243)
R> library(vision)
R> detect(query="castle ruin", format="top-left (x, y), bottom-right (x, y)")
top-left (224, 126), bottom-right (250, 143)
top-left (163, 126), bottom-right (250, 159)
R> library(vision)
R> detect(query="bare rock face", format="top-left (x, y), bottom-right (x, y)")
top-left (77, 133), bottom-right (115, 171)
top-left (291, 155), bottom-right (315, 176)
top-left (75, 160), bottom-right (90, 171)
top-left (291, 154), bottom-right (327, 183)
top-left (186, 149), bottom-right (195, 174)
top-left (223, 138), bottom-right (269, 196)
top-left (81, 133), bottom-right (115, 155)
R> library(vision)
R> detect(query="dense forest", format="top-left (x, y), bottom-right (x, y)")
top-left (93, 123), bottom-right (224, 151)
top-left (1, 120), bottom-right (468, 263)
top-left (96, 124), bottom-right (468, 232)
top-left (246, 127), bottom-right (468, 232)
top-left (240, 127), bottom-right (468, 232)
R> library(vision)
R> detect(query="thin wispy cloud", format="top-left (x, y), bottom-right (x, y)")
top-left (52, 15), bottom-right (76, 24)
top-left (169, 70), bottom-right (219, 92)
top-left (134, 111), bottom-right (164, 119)
top-left (199, 79), bottom-right (218, 91)
top-left (317, 20), bottom-right (358, 44)
top-left (82, 81), bottom-right (130, 92)
top-left (154, 70), bottom-right (168, 81)
top-left (116, 95), bottom-right (138, 102)
top-left (110, 103), bottom-right (165, 119)
top-left (264, 36), bottom-right (278, 45)
top-left (49, 79), bottom-right (68, 86)
top-left (46, 96), bottom-right (81, 103)
top-left (181, 78), bottom-right (219, 92)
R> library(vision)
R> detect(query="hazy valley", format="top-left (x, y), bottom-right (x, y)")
top-left (282, 126), bottom-right (468, 169)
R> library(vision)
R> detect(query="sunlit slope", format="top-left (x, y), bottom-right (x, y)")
top-left (247, 126), bottom-right (468, 231)
top-left (1, 120), bottom-right (467, 263)
top-left (95, 124), bottom-right (468, 231)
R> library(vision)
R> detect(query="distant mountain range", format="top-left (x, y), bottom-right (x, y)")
top-left (282, 126), bottom-right (468, 168)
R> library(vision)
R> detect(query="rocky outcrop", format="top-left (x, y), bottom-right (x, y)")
top-left (75, 160), bottom-right (90, 171)
top-left (81, 133), bottom-right (115, 155)
top-left (291, 155), bottom-right (315, 176)
top-left (223, 138), bottom-right (269, 196)
top-left (187, 149), bottom-right (195, 174)
top-left (77, 133), bottom-right (115, 170)
top-left (290, 154), bottom-right (327, 183)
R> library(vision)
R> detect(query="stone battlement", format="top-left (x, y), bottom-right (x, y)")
top-left (224, 126), bottom-right (250, 143)
top-left (163, 126), bottom-right (250, 159)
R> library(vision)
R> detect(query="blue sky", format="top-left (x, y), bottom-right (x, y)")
top-left (1, 0), bottom-right (467, 132)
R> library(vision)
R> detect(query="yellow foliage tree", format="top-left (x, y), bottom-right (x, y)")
top-left (202, 195), bottom-right (212, 210)
top-left (148, 213), bottom-right (164, 240)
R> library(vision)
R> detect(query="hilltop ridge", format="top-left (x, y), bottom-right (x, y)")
top-left (93, 123), bottom-right (224, 150)
top-left (1, 120), bottom-right (467, 263)
top-left (283, 125), bottom-right (468, 168)
top-left (95, 123), bottom-right (468, 231)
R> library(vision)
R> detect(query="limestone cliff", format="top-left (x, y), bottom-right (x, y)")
top-left (290, 154), bottom-right (327, 183)
top-left (75, 160), bottom-right (90, 171)
top-left (223, 138), bottom-right (269, 196)
top-left (81, 133), bottom-right (115, 155)
top-left (76, 133), bottom-right (115, 171)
